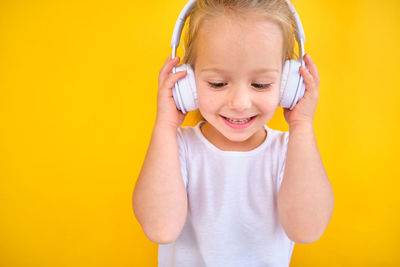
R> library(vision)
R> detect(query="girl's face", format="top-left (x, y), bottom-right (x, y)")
top-left (194, 14), bottom-right (284, 150)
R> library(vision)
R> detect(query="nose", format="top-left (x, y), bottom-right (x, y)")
top-left (227, 86), bottom-right (252, 111)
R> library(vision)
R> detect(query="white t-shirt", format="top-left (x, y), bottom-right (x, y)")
top-left (158, 121), bottom-right (295, 267)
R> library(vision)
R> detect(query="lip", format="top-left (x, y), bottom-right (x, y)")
top-left (220, 115), bottom-right (257, 130)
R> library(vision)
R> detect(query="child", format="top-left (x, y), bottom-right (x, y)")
top-left (132, 0), bottom-right (334, 266)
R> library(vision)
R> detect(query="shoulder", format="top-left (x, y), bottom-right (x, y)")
top-left (265, 125), bottom-right (289, 149)
top-left (177, 124), bottom-right (198, 144)
top-left (177, 122), bottom-right (204, 153)
top-left (178, 121), bottom-right (204, 142)
top-left (178, 124), bottom-right (197, 137)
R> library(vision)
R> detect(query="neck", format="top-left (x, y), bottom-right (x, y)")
top-left (200, 121), bottom-right (267, 151)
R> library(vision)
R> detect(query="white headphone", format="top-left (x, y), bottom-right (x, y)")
top-left (171, 0), bottom-right (306, 114)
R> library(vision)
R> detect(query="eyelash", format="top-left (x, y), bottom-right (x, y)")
top-left (208, 82), bottom-right (271, 90)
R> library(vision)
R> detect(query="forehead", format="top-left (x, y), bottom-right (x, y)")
top-left (194, 14), bottom-right (284, 71)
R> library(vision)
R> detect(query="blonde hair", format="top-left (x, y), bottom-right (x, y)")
top-left (180, 0), bottom-right (299, 122)
top-left (182, 0), bottom-right (298, 66)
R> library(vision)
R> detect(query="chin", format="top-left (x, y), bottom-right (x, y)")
top-left (217, 127), bottom-right (258, 143)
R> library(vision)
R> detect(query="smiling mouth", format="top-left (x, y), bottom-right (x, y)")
top-left (220, 115), bottom-right (257, 125)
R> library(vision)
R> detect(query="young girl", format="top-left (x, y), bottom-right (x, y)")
top-left (133, 0), bottom-right (334, 266)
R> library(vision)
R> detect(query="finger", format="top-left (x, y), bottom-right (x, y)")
top-left (299, 65), bottom-right (316, 89)
top-left (300, 65), bottom-right (319, 99)
top-left (160, 55), bottom-right (180, 76)
top-left (159, 56), bottom-right (181, 86)
top-left (159, 54), bottom-right (172, 72)
top-left (304, 54), bottom-right (320, 85)
top-left (161, 70), bottom-right (187, 92)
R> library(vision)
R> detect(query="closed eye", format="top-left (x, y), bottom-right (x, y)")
top-left (208, 82), bottom-right (227, 88)
top-left (208, 82), bottom-right (271, 90)
top-left (252, 83), bottom-right (271, 90)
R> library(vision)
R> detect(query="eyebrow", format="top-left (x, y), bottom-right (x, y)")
top-left (199, 67), bottom-right (280, 74)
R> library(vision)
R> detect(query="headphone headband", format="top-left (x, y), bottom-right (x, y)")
top-left (170, 0), bottom-right (305, 61)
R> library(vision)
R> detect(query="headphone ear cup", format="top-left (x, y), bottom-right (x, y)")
top-left (172, 64), bottom-right (198, 114)
top-left (279, 60), bottom-right (306, 110)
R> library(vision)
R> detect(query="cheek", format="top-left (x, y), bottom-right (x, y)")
top-left (196, 84), bottom-right (219, 111)
top-left (195, 78), bottom-right (207, 108)
top-left (257, 90), bottom-right (280, 112)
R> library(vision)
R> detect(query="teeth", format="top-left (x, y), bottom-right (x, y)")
top-left (225, 116), bottom-right (252, 124)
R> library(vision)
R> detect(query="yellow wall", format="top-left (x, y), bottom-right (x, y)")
top-left (0, 0), bottom-right (399, 266)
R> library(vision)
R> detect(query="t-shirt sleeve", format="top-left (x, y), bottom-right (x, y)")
top-left (277, 131), bottom-right (290, 191)
top-left (177, 128), bottom-right (188, 190)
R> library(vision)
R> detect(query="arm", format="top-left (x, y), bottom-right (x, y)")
top-left (132, 123), bottom-right (187, 244)
top-left (278, 123), bottom-right (334, 244)
top-left (278, 54), bottom-right (334, 244)
top-left (132, 55), bottom-right (188, 244)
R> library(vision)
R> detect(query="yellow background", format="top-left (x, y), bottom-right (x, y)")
top-left (0, 0), bottom-right (399, 266)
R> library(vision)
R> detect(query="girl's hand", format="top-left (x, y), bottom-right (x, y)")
top-left (156, 54), bottom-right (188, 128)
top-left (283, 53), bottom-right (320, 128)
